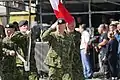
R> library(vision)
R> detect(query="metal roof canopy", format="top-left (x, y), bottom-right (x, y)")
top-left (0, 0), bottom-right (120, 15)
top-left (0, 0), bottom-right (120, 27)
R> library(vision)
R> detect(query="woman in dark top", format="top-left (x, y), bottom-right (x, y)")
top-left (104, 31), bottom-right (118, 80)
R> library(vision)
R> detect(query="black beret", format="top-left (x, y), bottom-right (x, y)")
top-left (13, 21), bottom-right (18, 25)
top-left (5, 23), bottom-right (15, 28)
top-left (18, 20), bottom-right (28, 27)
top-left (57, 18), bottom-right (66, 25)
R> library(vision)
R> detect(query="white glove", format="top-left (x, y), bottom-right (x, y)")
top-left (50, 21), bottom-right (58, 30)
top-left (26, 30), bottom-right (31, 37)
top-left (9, 50), bottom-right (15, 56)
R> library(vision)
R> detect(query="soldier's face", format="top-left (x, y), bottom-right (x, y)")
top-left (19, 25), bottom-right (29, 32)
top-left (5, 28), bottom-right (15, 36)
top-left (57, 24), bottom-right (66, 32)
top-left (66, 22), bottom-right (75, 33)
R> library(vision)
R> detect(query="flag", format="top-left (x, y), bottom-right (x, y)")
top-left (49, 0), bottom-right (74, 25)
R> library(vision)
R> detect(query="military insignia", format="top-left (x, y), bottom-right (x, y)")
top-left (6, 24), bottom-right (9, 28)
top-left (58, 20), bottom-right (62, 23)
top-left (58, 18), bottom-right (66, 24)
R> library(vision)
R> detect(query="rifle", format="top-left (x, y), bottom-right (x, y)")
top-left (24, 0), bottom-right (32, 72)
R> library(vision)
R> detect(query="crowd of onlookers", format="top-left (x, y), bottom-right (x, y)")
top-left (93, 21), bottom-right (120, 80)
top-left (85, 20), bottom-right (120, 80)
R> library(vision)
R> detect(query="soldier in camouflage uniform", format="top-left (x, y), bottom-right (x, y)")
top-left (41, 18), bottom-right (74, 80)
top-left (66, 22), bottom-right (84, 80)
top-left (0, 25), bottom-right (5, 80)
top-left (11, 20), bottom-right (38, 80)
top-left (1, 23), bottom-right (18, 80)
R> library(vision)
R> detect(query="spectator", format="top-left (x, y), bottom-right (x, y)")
top-left (116, 23), bottom-right (120, 77)
top-left (75, 24), bottom-right (93, 79)
top-left (103, 31), bottom-right (118, 80)
top-left (109, 24), bottom-right (117, 33)
top-left (94, 24), bottom-right (108, 78)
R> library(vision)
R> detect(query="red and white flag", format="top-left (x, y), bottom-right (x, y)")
top-left (49, 0), bottom-right (74, 25)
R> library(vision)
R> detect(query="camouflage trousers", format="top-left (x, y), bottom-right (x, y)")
top-left (48, 66), bottom-right (72, 80)
top-left (1, 67), bottom-right (38, 80)
top-left (1, 56), bottom-right (17, 80)
top-left (1, 57), bottom-right (38, 80)
top-left (16, 67), bottom-right (38, 80)
top-left (72, 54), bottom-right (84, 80)
top-left (1, 66), bottom-right (25, 80)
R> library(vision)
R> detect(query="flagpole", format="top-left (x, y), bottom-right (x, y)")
top-left (28, 0), bottom-right (31, 60)
top-left (38, 0), bottom-right (43, 41)
top-left (26, 0), bottom-right (31, 71)
top-left (29, 0), bottom-right (31, 27)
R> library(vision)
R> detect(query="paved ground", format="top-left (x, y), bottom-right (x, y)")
top-left (39, 78), bottom-right (49, 80)
top-left (39, 78), bottom-right (120, 80)
top-left (39, 78), bottom-right (102, 80)
top-left (87, 79), bottom-right (102, 80)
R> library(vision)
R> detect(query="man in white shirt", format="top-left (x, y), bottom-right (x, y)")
top-left (75, 24), bottom-right (93, 79)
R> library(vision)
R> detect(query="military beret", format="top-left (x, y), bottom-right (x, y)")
top-left (5, 23), bottom-right (15, 28)
top-left (57, 18), bottom-right (66, 25)
top-left (18, 20), bottom-right (28, 27)
top-left (13, 21), bottom-right (18, 25)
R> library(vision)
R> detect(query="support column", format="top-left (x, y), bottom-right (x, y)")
top-left (5, 1), bottom-right (10, 24)
top-left (88, 0), bottom-right (92, 28)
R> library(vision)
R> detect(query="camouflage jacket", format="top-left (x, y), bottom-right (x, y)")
top-left (2, 36), bottom-right (24, 66)
top-left (2, 37), bottom-right (17, 72)
top-left (0, 38), bottom-right (3, 60)
top-left (11, 31), bottom-right (29, 60)
top-left (11, 31), bottom-right (37, 71)
top-left (2, 37), bottom-right (17, 55)
top-left (41, 29), bottom-right (74, 68)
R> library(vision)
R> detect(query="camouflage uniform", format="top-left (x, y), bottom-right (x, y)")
top-left (42, 28), bottom-right (74, 80)
top-left (11, 31), bottom-right (38, 80)
top-left (0, 36), bottom-right (3, 79)
top-left (69, 32), bottom-right (84, 80)
top-left (1, 36), bottom-right (17, 80)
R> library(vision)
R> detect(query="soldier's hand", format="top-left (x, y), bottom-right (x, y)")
top-left (9, 50), bottom-right (15, 56)
top-left (50, 21), bottom-right (58, 30)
